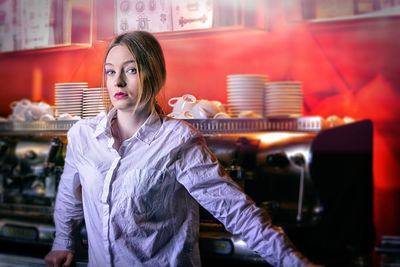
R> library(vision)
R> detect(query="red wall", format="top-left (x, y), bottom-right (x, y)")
top-left (1, 1), bottom-right (399, 262)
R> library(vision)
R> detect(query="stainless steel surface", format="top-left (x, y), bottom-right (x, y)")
top-left (0, 116), bottom-right (322, 135)
top-left (0, 121), bottom-right (76, 134)
top-left (0, 253), bottom-right (45, 266)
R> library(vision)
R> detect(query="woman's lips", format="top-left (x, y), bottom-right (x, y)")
top-left (114, 92), bottom-right (128, 99)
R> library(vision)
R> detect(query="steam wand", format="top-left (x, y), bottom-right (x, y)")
top-left (291, 153), bottom-right (306, 222)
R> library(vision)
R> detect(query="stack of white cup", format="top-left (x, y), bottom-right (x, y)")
top-left (9, 99), bottom-right (55, 121)
top-left (167, 94), bottom-right (229, 119)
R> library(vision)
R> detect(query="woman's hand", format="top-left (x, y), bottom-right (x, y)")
top-left (44, 250), bottom-right (74, 267)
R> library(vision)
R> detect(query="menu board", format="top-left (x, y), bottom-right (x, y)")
top-left (0, 0), bottom-right (14, 52)
top-left (0, 0), bottom-right (53, 52)
top-left (20, 0), bottom-right (52, 50)
top-left (116, 0), bottom-right (173, 34)
top-left (171, 0), bottom-right (213, 31)
top-left (116, 0), bottom-right (213, 34)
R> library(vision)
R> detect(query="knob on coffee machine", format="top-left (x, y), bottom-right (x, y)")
top-left (290, 153), bottom-right (305, 166)
top-left (266, 152), bottom-right (289, 168)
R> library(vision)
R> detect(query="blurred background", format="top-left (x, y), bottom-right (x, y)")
top-left (0, 0), bottom-right (399, 266)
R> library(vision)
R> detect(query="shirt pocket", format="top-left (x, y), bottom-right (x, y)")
top-left (118, 168), bottom-right (166, 216)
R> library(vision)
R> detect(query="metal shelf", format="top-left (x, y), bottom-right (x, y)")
top-left (0, 116), bottom-right (322, 135)
top-left (184, 117), bottom-right (322, 134)
top-left (0, 120), bottom-right (76, 136)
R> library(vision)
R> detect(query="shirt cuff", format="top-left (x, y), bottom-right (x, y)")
top-left (52, 237), bottom-right (75, 253)
top-left (282, 249), bottom-right (311, 267)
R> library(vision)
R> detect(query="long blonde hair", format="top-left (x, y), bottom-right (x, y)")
top-left (102, 31), bottom-right (166, 114)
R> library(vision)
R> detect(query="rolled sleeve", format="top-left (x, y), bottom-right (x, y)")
top-left (52, 128), bottom-right (84, 252)
top-left (175, 132), bottom-right (310, 267)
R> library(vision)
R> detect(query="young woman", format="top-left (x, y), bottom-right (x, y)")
top-left (45, 31), bottom-right (319, 267)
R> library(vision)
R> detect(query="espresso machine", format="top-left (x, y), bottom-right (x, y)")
top-left (0, 117), bottom-right (374, 266)
top-left (197, 118), bottom-right (374, 266)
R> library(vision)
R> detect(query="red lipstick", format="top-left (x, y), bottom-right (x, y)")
top-left (114, 92), bottom-right (128, 99)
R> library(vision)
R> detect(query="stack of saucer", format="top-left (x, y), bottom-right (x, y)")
top-left (82, 88), bottom-right (108, 118)
top-left (227, 74), bottom-right (268, 117)
top-left (54, 82), bottom-right (87, 118)
top-left (264, 81), bottom-right (303, 117)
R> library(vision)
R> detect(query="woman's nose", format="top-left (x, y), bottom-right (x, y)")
top-left (115, 73), bottom-right (126, 87)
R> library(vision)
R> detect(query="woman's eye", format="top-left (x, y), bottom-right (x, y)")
top-left (105, 69), bottom-right (115, 75)
top-left (127, 68), bottom-right (137, 74)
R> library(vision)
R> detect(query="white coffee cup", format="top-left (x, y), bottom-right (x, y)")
top-left (167, 110), bottom-right (194, 119)
top-left (40, 114), bottom-right (55, 121)
top-left (213, 112), bottom-right (231, 119)
top-left (58, 113), bottom-right (74, 120)
top-left (24, 104), bottom-right (51, 121)
top-left (10, 99), bottom-right (31, 117)
top-left (211, 100), bottom-right (226, 113)
top-left (191, 100), bottom-right (221, 119)
top-left (8, 114), bottom-right (25, 121)
top-left (168, 94), bottom-right (197, 113)
top-left (191, 106), bottom-right (207, 119)
top-left (238, 110), bottom-right (262, 118)
top-left (58, 113), bottom-right (80, 120)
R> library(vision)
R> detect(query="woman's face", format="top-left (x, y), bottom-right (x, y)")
top-left (105, 44), bottom-right (141, 112)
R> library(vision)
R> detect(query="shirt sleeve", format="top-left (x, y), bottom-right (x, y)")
top-left (52, 127), bottom-right (84, 252)
top-left (175, 132), bottom-right (311, 267)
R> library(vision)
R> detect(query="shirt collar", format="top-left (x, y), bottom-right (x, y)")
top-left (135, 111), bottom-right (162, 145)
top-left (94, 108), bottom-right (162, 145)
top-left (93, 109), bottom-right (113, 138)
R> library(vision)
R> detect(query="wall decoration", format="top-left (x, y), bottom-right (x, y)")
top-left (20, 0), bottom-right (52, 50)
top-left (171, 0), bottom-right (213, 31)
top-left (116, 0), bottom-right (173, 34)
top-left (115, 0), bottom-right (214, 34)
top-left (0, 0), bottom-right (91, 53)
top-left (0, 0), bottom-right (14, 52)
top-left (0, 0), bottom-right (52, 52)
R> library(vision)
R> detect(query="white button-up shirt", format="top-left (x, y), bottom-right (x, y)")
top-left (52, 108), bottom-right (309, 267)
